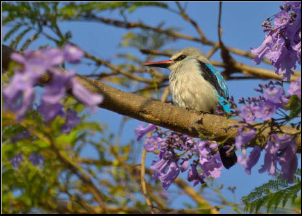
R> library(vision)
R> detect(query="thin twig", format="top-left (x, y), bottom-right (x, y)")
top-left (175, 2), bottom-right (207, 43)
top-left (141, 147), bottom-right (155, 214)
top-left (206, 42), bottom-right (220, 59)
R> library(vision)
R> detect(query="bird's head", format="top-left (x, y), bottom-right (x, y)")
top-left (144, 47), bottom-right (210, 70)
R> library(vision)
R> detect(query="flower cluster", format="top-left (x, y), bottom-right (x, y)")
top-left (3, 44), bottom-right (103, 122)
top-left (135, 125), bottom-right (223, 190)
top-left (238, 81), bottom-right (291, 123)
top-left (251, 2), bottom-right (301, 81)
top-left (234, 78), bottom-right (300, 183)
top-left (4, 44), bottom-right (104, 168)
top-left (237, 78), bottom-right (301, 124)
top-left (237, 133), bottom-right (298, 183)
top-left (9, 131), bottom-right (44, 168)
top-left (11, 152), bottom-right (44, 168)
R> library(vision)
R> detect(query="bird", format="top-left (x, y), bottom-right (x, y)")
top-left (145, 47), bottom-right (237, 169)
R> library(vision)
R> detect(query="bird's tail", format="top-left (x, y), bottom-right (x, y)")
top-left (219, 143), bottom-right (237, 169)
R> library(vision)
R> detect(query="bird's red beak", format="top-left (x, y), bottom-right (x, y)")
top-left (144, 59), bottom-right (174, 68)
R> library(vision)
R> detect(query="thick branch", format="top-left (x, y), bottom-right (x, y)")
top-left (2, 44), bottom-right (301, 153)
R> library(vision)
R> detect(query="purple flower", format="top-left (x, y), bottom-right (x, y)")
top-left (193, 141), bottom-right (223, 179)
top-left (258, 134), bottom-right (297, 178)
top-left (251, 35), bottom-right (273, 64)
top-left (187, 162), bottom-right (198, 182)
top-left (240, 104), bottom-right (256, 123)
top-left (263, 87), bottom-right (284, 104)
top-left (276, 50), bottom-right (296, 81)
top-left (71, 79), bottom-right (104, 109)
top-left (42, 69), bottom-right (75, 104)
top-left (293, 33), bottom-right (301, 64)
top-left (5, 46), bottom-right (103, 122)
top-left (3, 72), bottom-right (36, 121)
top-left (258, 139), bottom-right (278, 175)
top-left (274, 10), bottom-right (290, 28)
top-left (200, 154), bottom-right (223, 179)
top-left (38, 102), bottom-right (81, 133)
top-left (28, 152), bottom-right (44, 166)
top-left (187, 162), bottom-right (205, 186)
top-left (11, 152), bottom-right (24, 168)
top-left (135, 124), bottom-right (156, 141)
top-left (265, 36), bottom-right (287, 65)
top-left (150, 149), bottom-right (181, 190)
top-left (61, 108), bottom-right (82, 134)
top-left (144, 136), bottom-right (164, 152)
top-left (159, 160), bottom-right (180, 190)
top-left (274, 134), bottom-right (298, 183)
top-left (150, 150), bottom-right (172, 179)
top-left (37, 102), bottom-right (64, 122)
top-left (11, 49), bottom-right (64, 77)
top-left (254, 101), bottom-right (277, 121)
top-left (37, 102), bottom-right (64, 123)
top-left (288, 77), bottom-right (301, 98)
top-left (251, 2), bottom-right (301, 81)
top-left (239, 146), bottom-right (261, 174)
top-left (63, 44), bottom-right (84, 63)
top-left (235, 128), bottom-right (256, 149)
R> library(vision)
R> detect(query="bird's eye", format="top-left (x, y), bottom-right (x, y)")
top-left (175, 55), bottom-right (186, 61)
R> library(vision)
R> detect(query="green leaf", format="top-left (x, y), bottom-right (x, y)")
top-left (4, 23), bottom-right (23, 42)
top-left (10, 27), bottom-right (32, 49)
top-left (287, 95), bottom-right (301, 120)
top-left (242, 175), bottom-right (301, 213)
top-left (20, 32), bottom-right (40, 51)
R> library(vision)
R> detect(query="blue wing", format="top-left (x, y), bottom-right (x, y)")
top-left (205, 63), bottom-right (229, 99)
top-left (203, 63), bottom-right (230, 113)
top-left (197, 61), bottom-right (230, 112)
top-left (206, 64), bottom-right (231, 112)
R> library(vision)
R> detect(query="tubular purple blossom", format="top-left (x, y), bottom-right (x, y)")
top-left (288, 77), bottom-right (301, 98)
top-left (263, 87), bottom-right (284, 104)
top-left (42, 69), bottom-right (75, 104)
top-left (251, 2), bottom-right (301, 81)
top-left (150, 150), bottom-right (172, 179)
top-left (71, 79), bottom-right (104, 109)
top-left (235, 128), bottom-right (256, 149)
top-left (63, 44), bottom-right (84, 63)
top-left (144, 136), bottom-right (164, 152)
top-left (240, 104), bottom-right (256, 123)
top-left (3, 72), bottom-right (36, 121)
top-left (251, 35), bottom-right (273, 65)
top-left (239, 146), bottom-right (261, 175)
top-left (258, 138), bottom-right (278, 175)
top-left (159, 160), bottom-right (180, 190)
top-left (254, 101), bottom-right (277, 121)
top-left (274, 134), bottom-right (298, 183)
top-left (134, 124), bottom-right (156, 141)
top-left (258, 134), bottom-right (298, 182)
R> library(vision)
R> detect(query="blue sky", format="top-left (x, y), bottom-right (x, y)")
top-left (3, 1), bottom-right (301, 213)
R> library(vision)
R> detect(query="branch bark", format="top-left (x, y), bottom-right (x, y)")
top-left (2, 44), bottom-right (301, 153)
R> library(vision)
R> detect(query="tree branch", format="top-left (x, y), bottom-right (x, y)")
top-left (2, 44), bottom-right (301, 153)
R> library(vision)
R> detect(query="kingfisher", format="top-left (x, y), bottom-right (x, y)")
top-left (145, 47), bottom-right (237, 169)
